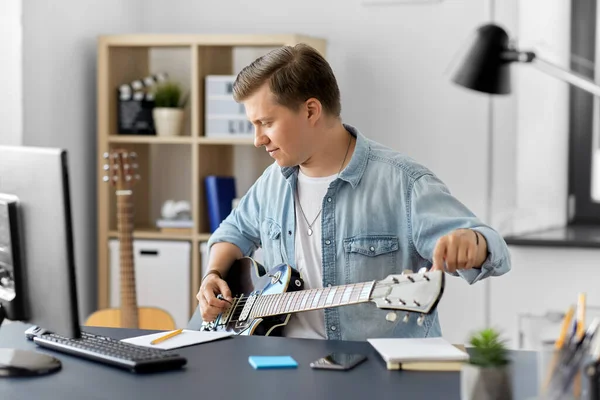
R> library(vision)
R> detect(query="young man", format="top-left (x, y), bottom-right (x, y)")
top-left (193, 43), bottom-right (511, 341)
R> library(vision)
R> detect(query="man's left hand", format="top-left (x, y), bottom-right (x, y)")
top-left (431, 229), bottom-right (487, 273)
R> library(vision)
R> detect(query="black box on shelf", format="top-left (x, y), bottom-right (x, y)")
top-left (117, 91), bottom-right (156, 135)
top-left (116, 73), bottom-right (168, 135)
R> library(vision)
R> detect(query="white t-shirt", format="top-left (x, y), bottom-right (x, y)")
top-left (282, 170), bottom-right (337, 339)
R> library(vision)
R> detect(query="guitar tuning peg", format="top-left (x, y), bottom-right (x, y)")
top-left (130, 152), bottom-right (137, 160)
top-left (386, 312), bottom-right (397, 322)
top-left (135, 174), bottom-right (141, 180)
top-left (126, 175), bottom-right (132, 181)
top-left (103, 164), bottom-right (109, 171)
top-left (402, 269), bottom-right (413, 275)
top-left (124, 164), bottom-right (130, 170)
top-left (112, 176), bottom-right (118, 181)
top-left (418, 267), bottom-right (428, 274)
top-left (102, 176), bottom-right (109, 182)
top-left (122, 153), bottom-right (128, 159)
top-left (132, 163), bottom-right (139, 169)
top-left (403, 313), bottom-right (410, 323)
top-left (417, 315), bottom-right (425, 326)
top-left (103, 152), bottom-right (109, 159)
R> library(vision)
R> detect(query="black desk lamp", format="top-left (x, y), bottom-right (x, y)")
top-left (451, 23), bottom-right (600, 97)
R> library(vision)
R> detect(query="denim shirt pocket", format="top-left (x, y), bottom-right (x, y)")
top-left (343, 235), bottom-right (400, 283)
top-left (260, 218), bottom-right (285, 267)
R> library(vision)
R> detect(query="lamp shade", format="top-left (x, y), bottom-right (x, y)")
top-left (451, 24), bottom-right (512, 95)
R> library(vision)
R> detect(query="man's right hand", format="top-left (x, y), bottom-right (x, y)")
top-left (196, 273), bottom-right (233, 322)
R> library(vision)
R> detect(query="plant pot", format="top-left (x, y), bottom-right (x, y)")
top-left (461, 364), bottom-right (512, 400)
top-left (153, 108), bottom-right (184, 136)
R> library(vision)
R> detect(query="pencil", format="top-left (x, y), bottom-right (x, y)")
top-left (151, 329), bottom-right (183, 345)
top-left (574, 293), bottom-right (587, 398)
top-left (542, 306), bottom-right (575, 393)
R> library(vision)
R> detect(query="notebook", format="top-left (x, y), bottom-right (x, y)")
top-left (121, 329), bottom-right (233, 350)
top-left (367, 337), bottom-right (469, 371)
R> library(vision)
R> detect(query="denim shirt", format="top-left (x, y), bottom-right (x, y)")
top-left (207, 123), bottom-right (512, 341)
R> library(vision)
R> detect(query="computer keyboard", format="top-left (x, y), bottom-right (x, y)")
top-left (32, 330), bottom-right (187, 373)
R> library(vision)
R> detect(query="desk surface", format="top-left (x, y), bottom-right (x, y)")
top-left (0, 322), bottom-right (538, 400)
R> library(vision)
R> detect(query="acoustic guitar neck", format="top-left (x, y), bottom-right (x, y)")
top-left (116, 188), bottom-right (138, 329)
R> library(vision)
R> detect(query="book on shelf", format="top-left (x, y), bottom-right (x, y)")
top-left (156, 218), bottom-right (193, 233)
top-left (205, 176), bottom-right (236, 233)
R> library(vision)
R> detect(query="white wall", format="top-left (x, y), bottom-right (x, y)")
top-left (21, 0), bottom-right (145, 320)
top-left (0, 0), bottom-right (22, 146)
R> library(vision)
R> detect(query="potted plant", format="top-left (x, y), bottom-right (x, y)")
top-left (152, 81), bottom-right (188, 136)
top-left (461, 328), bottom-right (512, 400)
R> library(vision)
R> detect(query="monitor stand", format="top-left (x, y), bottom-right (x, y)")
top-left (0, 305), bottom-right (62, 377)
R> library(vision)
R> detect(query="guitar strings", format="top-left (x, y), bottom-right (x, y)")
top-left (219, 281), bottom-right (431, 323)
top-left (223, 281), bottom-right (427, 315)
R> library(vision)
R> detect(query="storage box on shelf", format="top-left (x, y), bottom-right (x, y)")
top-left (97, 34), bottom-right (326, 324)
top-left (205, 75), bottom-right (253, 138)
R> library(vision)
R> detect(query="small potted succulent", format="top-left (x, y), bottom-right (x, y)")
top-left (461, 328), bottom-right (512, 400)
top-left (152, 81), bottom-right (188, 136)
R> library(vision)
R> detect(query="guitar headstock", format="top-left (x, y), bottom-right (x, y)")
top-left (102, 149), bottom-right (140, 190)
top-left (371, 269), bottom-right (444, 318)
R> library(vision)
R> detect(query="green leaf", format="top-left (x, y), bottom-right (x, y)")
top-left (467, 328), bottom-right (510, 367)
top-left (153, 81), bottom-right (186, 108)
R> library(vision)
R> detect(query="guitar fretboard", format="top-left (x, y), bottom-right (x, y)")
top-left (248, 281), bottom-right (375, 319)
top-left (116, 189), bottom-right (138, 329)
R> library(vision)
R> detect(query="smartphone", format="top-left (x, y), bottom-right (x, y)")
top-left (309, 352), bottom-right (367, 370)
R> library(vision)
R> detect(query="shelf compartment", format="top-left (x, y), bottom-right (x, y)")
top-left (107, 46), bottom-right (193, 137)
top-left (106, 143), bottom-right (192, 234)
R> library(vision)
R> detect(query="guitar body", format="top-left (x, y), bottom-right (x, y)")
top-left (202, 257), bottom-right (304, 336)
top-left (85, 307), bottom-right (176, 330)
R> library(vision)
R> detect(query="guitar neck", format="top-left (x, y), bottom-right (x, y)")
top-left (116, 189), bottom-right (138, 328)
top-left (248, 281), bottom-right (375, 320)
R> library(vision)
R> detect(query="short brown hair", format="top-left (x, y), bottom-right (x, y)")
top-left (232, 43), bottom-right (341, 117)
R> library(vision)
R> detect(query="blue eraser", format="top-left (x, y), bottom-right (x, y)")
top-left (248, 356), bottom-right (298, 369)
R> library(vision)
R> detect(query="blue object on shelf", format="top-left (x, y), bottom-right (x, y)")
top-left (205, 175), bottom-right (236, 233)
top-left (248, 356), bottom-right (298, 369)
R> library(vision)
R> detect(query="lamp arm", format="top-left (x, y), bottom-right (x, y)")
top-left (503, 50), bottom-right (600, 98)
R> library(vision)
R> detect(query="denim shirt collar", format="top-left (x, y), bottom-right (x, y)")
top-left (280, 123), bottom-right (369, 189)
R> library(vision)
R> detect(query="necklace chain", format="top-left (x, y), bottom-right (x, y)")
top-left (296, 133), bottom-right (352, 236)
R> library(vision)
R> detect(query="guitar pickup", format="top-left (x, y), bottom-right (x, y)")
top-left (218, 295), bottom-right (242, 326)
top-left (238, 295), bottom-right (257, 322)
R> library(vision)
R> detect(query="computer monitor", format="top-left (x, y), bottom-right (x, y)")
top-left (0, 145), bottom-right (81, 376)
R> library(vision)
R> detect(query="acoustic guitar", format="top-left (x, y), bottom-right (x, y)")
top-left (86, 149), bottom-right (176, 330)
top-left (191, 257), bottom-right (445, 336)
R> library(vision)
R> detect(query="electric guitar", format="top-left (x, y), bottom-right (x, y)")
top-left (86, 149), bottom-right (176, 330)
top-left (191, 257), bottom-right (445, 336)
